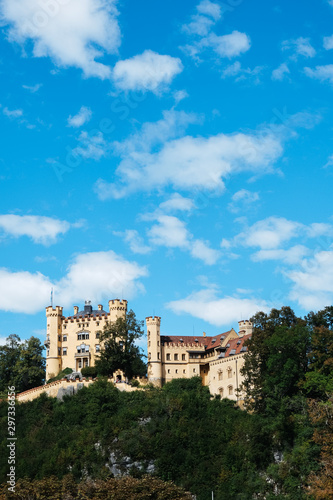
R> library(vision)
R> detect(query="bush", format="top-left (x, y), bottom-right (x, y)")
top-left (81, 366), bottom-right (98, 378)
top-left (130, 379), bottom-right (140, 387)
top-left (47, 368), bottom-right (73, 384)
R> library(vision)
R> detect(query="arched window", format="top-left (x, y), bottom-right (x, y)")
top-left (218, 370), bottom-right (223, 381)
top-left (227, 367), bottom-right (232, 379)
top-left (228, 385), bottom-right (233, 396)
top-left (219, 387), bottom-right (224, 397)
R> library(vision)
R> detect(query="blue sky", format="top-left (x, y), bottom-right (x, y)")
top-left (1, 0), bottom-right (333, 348)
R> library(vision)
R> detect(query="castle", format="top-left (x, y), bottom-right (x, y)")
top-left (45, 299), bottom-right (127, 381)
top-left (146, 316), bottom-right (252, 401)
top-left (46, 299), bottom-right (252, 401)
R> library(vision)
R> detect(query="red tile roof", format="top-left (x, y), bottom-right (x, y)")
top-left (161, 332), bottom-right (252, 359)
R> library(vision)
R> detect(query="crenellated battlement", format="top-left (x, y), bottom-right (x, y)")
top-left (146, 316), bottom-right (161, 325)
top-left (238, 320), bottom-right (253, 335)
top-left (46, 306), bottom-right (63, 317)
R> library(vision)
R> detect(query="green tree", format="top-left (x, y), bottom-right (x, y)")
top-left (304, 307), bottom-right (333, 398)
top-left (0, 335), bottom-right (45, 395)
top-left (14, 337), bottom-right (45, 392)
top-left (0, 334), bottom-right (21, 394)
top-left (96, 309), bottom-right (146, 380)
top-left (241, 307), bottom-right (310, 446)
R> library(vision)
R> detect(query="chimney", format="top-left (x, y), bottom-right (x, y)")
top-left (74, 306), bottom-right (79, 315)
top-left (84, 300), bottom-right (93, 315)
top-left (98, 304), bottom-right (103, 311)
top-left (203, 332), bottom-right (206, 337)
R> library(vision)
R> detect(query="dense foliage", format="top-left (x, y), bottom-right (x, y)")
top-left (0, 335), bottom-right (45, 396)
top-left (0, 475), bottom-right (192, 500)
top-left (0, 305), bottom-right (332, 499)
top-left (96, 309), bottom-right (147, 379)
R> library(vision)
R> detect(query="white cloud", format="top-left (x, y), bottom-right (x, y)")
top-left (0, 0), bottom-right (120, 78)
top-left (222, 61), bottom-right (263, 82)
top-left (271, 62), bottom-right (290, 81)
top-left (146, 215), bottom-right (220, 265)
top-left (73, 131), bottom-right (107, 160)
top-left (57, 251), bottom-right (147, 306)
top-left (252, 245), bottom-right (309, 265)
top-left (0, 336), bottom-right (9, 346)
top-left (197, 0), bottom-right (221, 20)
top-left (236, 217), bottom-right (302, 250)
top-left (159, 194), bottom-right (195, 213)
top-left (3, 107), bottom-right (23, 118)
top-left (183, 14), bottom-right (215, 37)
top-left (190, 240), bottom-right (220, 265)
top-left (0, 214), bottom-right (71, 245)
top-left (323, 35), bottom-right (333, 50)
top-left (288, 250), bottom-right (333, 309)
top-left (228, 189), bottom-right (259, 213)
top-left (282, 37), bottom-right (316, 59)
top-left (173, 89), bottom-right (189, 104)
top-left (22, 83), bottom-right (42, 93)
top-left (67, 106), bottom-right (92, 127)
top-left (115, 230), bottom-right (151, 255)
top-left (181, 3), bottom-right (250, 62)
top-left (208, 31), bottom-right (251, 58)
top-left (113, 50), bottom-right (183, 93)
top-left (305, 64), bottom-right (333, 85)
top-left (167, 287), bottom-right (268, 327)
top-left (0, 251), bottom-right (148, 314)
top-left (148, 216), bottom-right (190, 249)
top-left (0, 269), bottom-right (53, 313)
top-left (95, 111), bottom-right (283, 199)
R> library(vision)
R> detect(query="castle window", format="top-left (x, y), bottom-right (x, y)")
top-left (227, 368), bottom-right (232, 379)
top-left (58, 347), bottom-right (61, 356)
top-left (157, 353), bottom-right (160, 359)
top-left (148, 352), bottom-right (151, 360)
top-left (148, 341), bottom-right (151, 347)
top-left (58, 335), bottom-right (61, 342)
top-left (63, 348), bottom-right (67, 356)
top-left (148, 330), bottom-right (150, 338)
top-left (78, 332), bottom-right (89, 341)
top-left (174, 353), bottom-right (178, 361)
top-left (168, 369), bottom-right (170, 374)
top-left (182, 354), bottom-right (186, 361)
top-left (228, 385), bottom-right (233, 396)
top-left (183, 369), bottom-right (186, 374)
top-left (84, 359), bottom-right (88, 367)
top-left (218, 371), bottom-right (223, 381)
top-left (166, 353), bottom-right (170, 361)
top-left (96, 345), bottom-right (100, 353)
top-left (219, 387), bottom-right (224, 397)
top-left (63, 325), bottom-right (66, 330)
top-left (193, 368), bottom-right (196, 373)
top-left (63, 335), bottom-right (67, 342)
top-left (96, 332), bottom-right (100, 339)
top-left (78, 360), bottom-right (82, 368)
top-left (47, 350), bottom-right (49, 356)
top-left (175, 369), bottom-right (178, 374)
top-left (96, 322), bottom-right (99, 326)
top-left (157, 341), bottom-right (159, 347)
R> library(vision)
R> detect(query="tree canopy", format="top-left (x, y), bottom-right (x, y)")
top-left (0, 335), bottom-right (45, 395)
top-left (95, 309), bottom-right (146, 380)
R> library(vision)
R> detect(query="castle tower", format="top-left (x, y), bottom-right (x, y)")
top-left (238, 320), bottom-right (253, 336)
top-left (146, 316), bottom-right (162, 387)
top-left (45, 306), bottom-right (63, 381)
top-left (108, 299), bottom-right (128, 322)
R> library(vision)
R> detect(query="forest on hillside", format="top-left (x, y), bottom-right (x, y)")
top-left (0, 306), bottom-right (332, 499)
